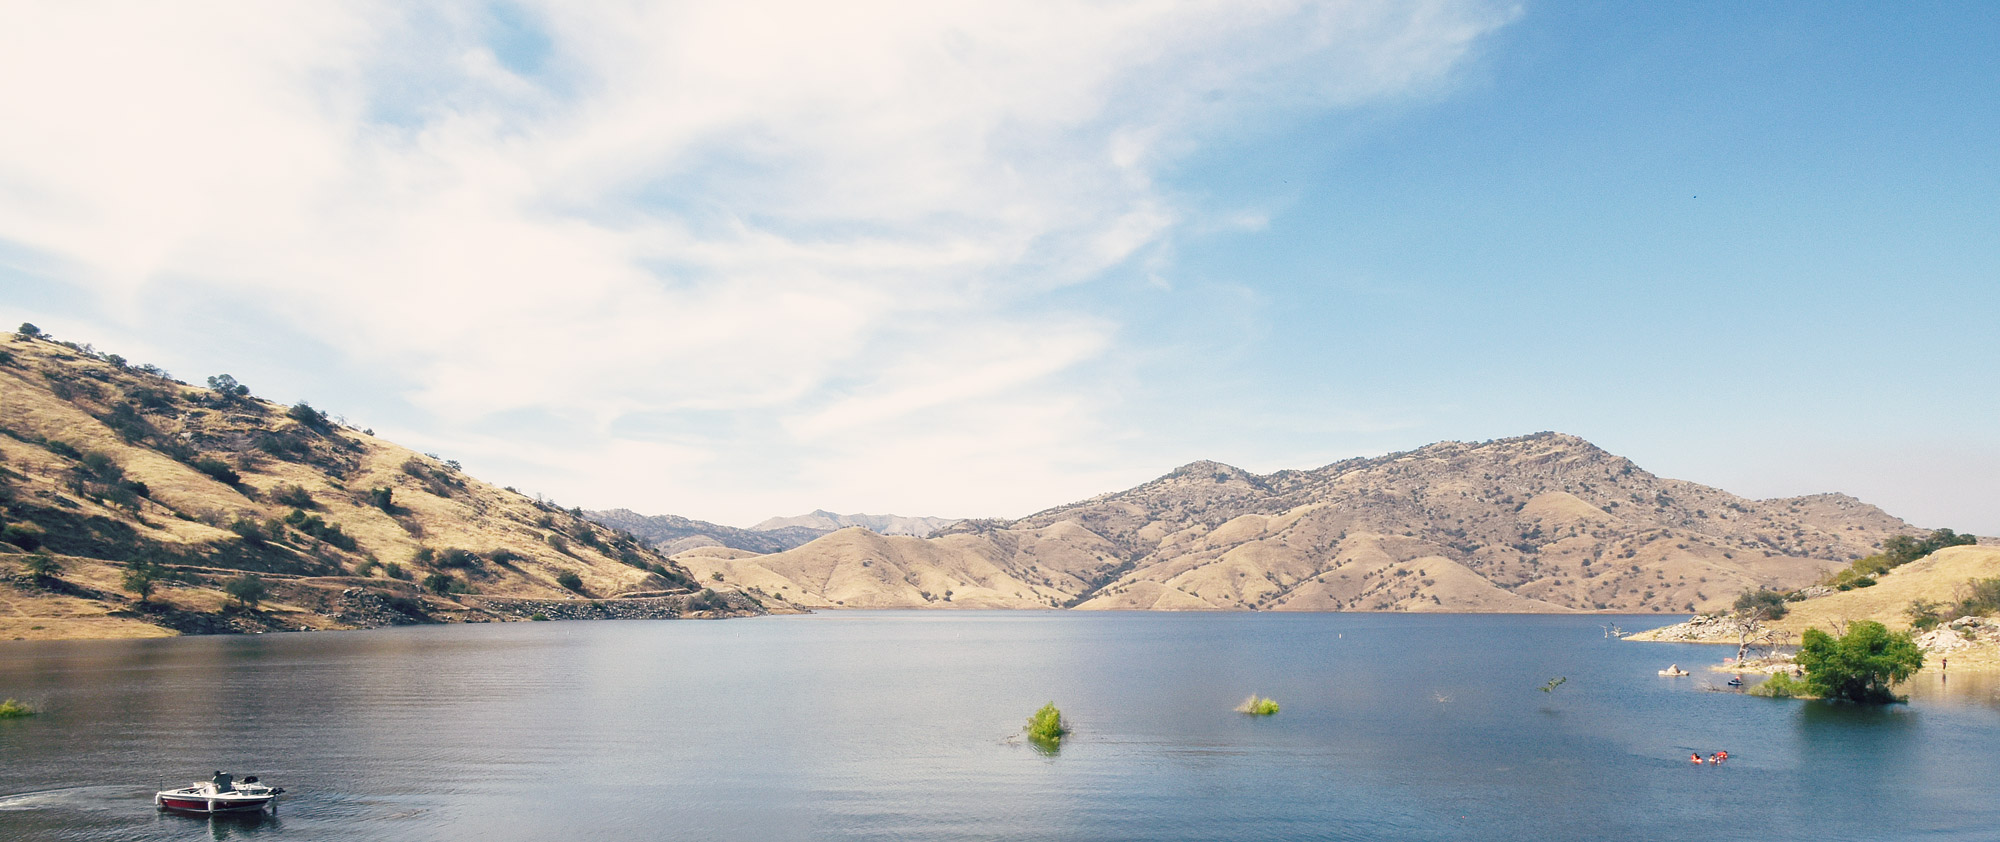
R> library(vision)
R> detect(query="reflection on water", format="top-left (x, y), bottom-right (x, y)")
top-left (1, 613), bottom-right (1998, 841)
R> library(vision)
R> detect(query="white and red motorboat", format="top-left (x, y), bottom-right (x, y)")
top-left (155, 771), bottom-right (285, 814)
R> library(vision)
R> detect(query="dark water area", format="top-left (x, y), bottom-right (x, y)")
top-left (2, 612), bottom-right (1996, 841)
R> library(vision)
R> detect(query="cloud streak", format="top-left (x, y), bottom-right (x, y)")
top-left (0, 0), bottom-right (1512, 523)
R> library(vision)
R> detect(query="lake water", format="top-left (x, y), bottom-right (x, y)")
top-left (2, 612), bottom-right (1996, 841)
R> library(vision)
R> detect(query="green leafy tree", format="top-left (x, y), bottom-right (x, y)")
top-left (15, 322), bottom-right (43, 340)
top-left (224, 574), bottom-right (267, 610)
top-left (1798, 621), bottom-right (1923, 703)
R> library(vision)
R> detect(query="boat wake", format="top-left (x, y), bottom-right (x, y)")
top-left (0, 785), bottom-right (141, 812)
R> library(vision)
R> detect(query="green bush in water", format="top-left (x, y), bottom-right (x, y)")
top-left (1237, 695), bottom-right (1281, 715)
top-left (1026, 702), bottom-right (1068, 744)
top-left (1748, 671), bottom-right (1815, 699)
top-left (0, 698), bottom-right (35, 718)
top-left (528, 612), bottom-right (550, 622)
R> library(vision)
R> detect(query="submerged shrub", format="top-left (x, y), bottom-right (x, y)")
top-left (0, 698), bottom-right (35, 718)
top-left (1026, 702), bottom-right (1068, 745)
top-left (1237, 695), bottom-right (1281, 716)
top-left (528, 612), bottom-right (550, 621)
top-left (1749, 671), bottom-right (1815, 699)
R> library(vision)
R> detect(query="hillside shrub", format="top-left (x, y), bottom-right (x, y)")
top-left (286, 401), bottom-right (332, 432)
top-left (488, 548), bottom-right (522, 565)
top-left (256, 432), bottom-right (310, 461)
top-left (367, 487), bottom-right (395, 512)
top-left (270, 484), bottom-right (316, 509)
top-left (555, 572), bottom-right (584, 593)
top-left (2, 523), bottom-right (42, 551)
top-left (435, 548), bottom-right (480, 570)
top-left (283, 509), bottom-right (357, 551)
top-left (1906, 599), bottom-right (1948, 631)
top-left (1958, 578), bottom-right (2000, 618)
top-left (22, 553), bottom-right (61, 579)
top-left (102, 402), bottom-right (153, 442)
top-left (383, 562), bottom-right (409, 580)
top-left (423, 572), bottom-right (460, 594)
top-left (191, 457), bottom-right (240, 486)
top-left (229, 518), bottom-right (266, 546)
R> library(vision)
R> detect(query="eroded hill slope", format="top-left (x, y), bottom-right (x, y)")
top-left (0, 329), bottom-right (779, 639)
top-left (682, 433), bottom-right (1915, 613)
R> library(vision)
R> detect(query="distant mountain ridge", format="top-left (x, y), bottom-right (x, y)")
top-left (586, 508), bottom-right (825, 554)
top-left (674, 432), bottom-right (1920, 614)
top-left (589, 508), bottom-right (958, 554)
top-left (751, 509), bottom-right (956, 537)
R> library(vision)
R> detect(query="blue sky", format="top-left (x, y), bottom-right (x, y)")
top-left (2, 2), bottom-right (1995, 532)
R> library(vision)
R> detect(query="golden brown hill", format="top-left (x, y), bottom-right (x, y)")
top-left (701, 433), bottom-right (1918, 613)
top-left (1768, 545), bottom-right (2000, 636)
top-left (0, 329), bottom-right (783, 640)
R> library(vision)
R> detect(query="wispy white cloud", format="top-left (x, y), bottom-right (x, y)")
top-left (0, 0), bottom-right (1513, 523)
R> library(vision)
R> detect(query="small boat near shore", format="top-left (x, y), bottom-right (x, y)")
top-left (155, 772), bottom-right (284, 814)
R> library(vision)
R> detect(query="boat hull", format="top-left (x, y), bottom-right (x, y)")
top-left (156, 793), bottom-right (274, 814)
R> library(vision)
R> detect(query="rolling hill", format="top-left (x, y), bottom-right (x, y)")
top-left (0, 327), bottom-right (784, 640)
top-left (677, 433), bottom-right (1918, 613)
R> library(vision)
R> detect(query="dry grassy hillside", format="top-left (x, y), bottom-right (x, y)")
top-left (711, 433), bottom-right (1919, 613)
top-left (1768, 545), bottom-right (2000, 636)
top-left (0, 329), bottom-right (781, 640)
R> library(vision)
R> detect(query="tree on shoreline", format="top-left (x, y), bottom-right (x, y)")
top-left (1798, 621), bottom-right (1922, 703)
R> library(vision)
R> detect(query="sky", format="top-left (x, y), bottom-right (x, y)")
top-left (2, 2), bottom-right (1995, 532)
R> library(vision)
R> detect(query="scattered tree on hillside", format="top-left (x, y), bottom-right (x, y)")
top-left (1798, 620), bottom-right (1922, 703)
top-left (224, 574), bottom-right (267, 610)
top-left (205, 374), bottom-right (251, 402)
top-left (122, 560), bottom-right (166, 604)
top-left (15, 323), bottom-right (42, 340)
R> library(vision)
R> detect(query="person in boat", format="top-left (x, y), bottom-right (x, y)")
top-left (1716, 750), bottom-right (1728, 763)
top-left (1690, 753), bottom-right (1703, 764)
top-left (211, 771), bottom-right (234, 792)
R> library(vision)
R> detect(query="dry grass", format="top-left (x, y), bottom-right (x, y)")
top-left (1773, 546), bottom-right (2000, 635)
top-left (0, 335), bottom-right (771, 640)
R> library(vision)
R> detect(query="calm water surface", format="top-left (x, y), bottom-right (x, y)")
top-left (2, 612), bottom-right (1996, 841)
